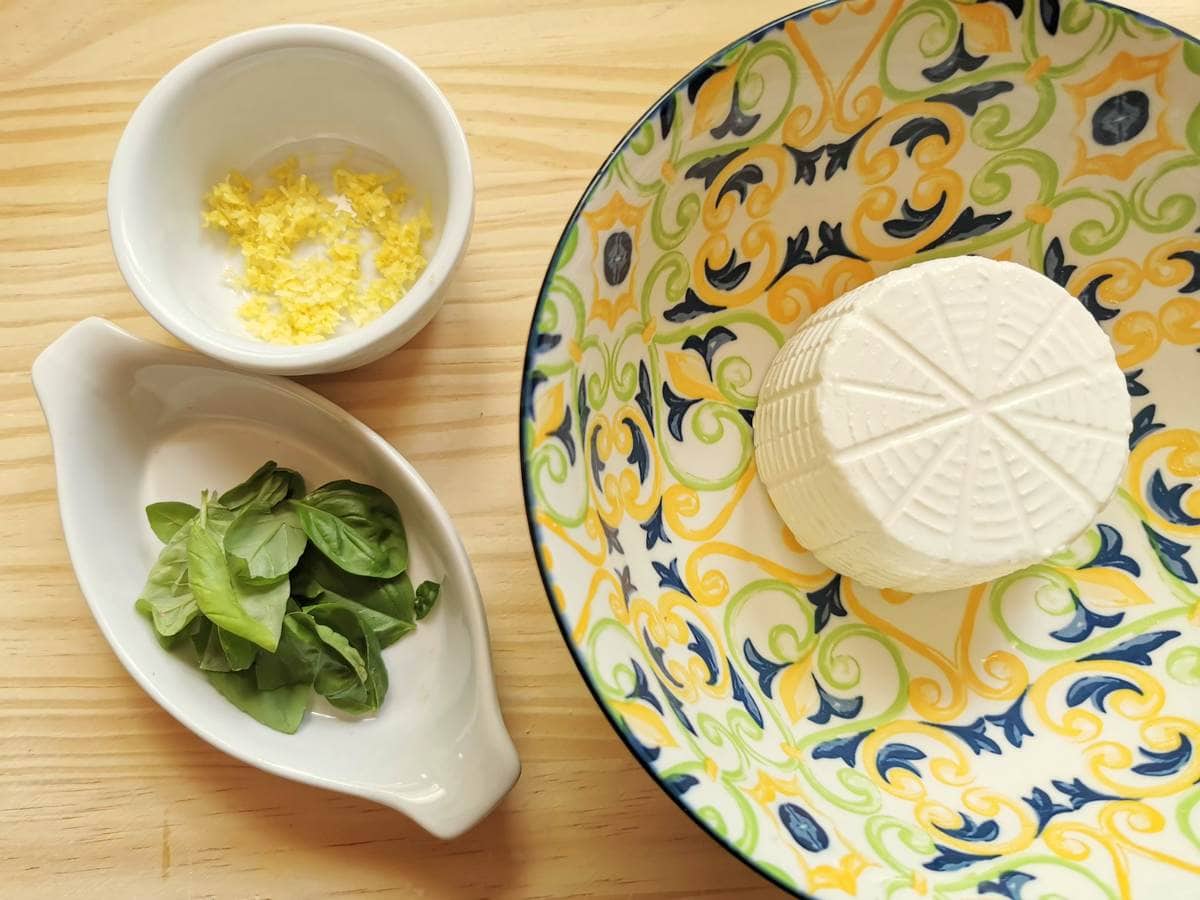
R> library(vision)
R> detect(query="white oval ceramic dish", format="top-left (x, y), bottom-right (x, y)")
top-left (108, 24), bottom-right (474, 375)
top-left (32, 318), bottom-right (517, 838)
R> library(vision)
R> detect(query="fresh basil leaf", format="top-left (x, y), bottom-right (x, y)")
top-left (188, 507), bottom-right (289, 652)
top-left (290, 481), bottom-right (407, 578)
top-left (414, 580), bottom-right (441, 620)
top-left (220, 628), bottom-right (257, 671)
top-left (135, 522), bottom-right (197, 637)
top-left (292, 549), bottom-right (416, 647)
top-left (294, 548), bottom-right (415, 620)
top-left (188, 617), bottom-right (213, 660)
top-left (224, 503), bottom-right (307, 582)
top-left (145, 501), bottom-right (198, 543)
top-left (205, 669), bottom-right (310, 734)
top-left (278, 467), bottom-right (306, 502)
top-left (218, 461), bottom-right (303, 510)
top-left (255, 613), bottom-right (323, 691)
top-left (307, 601), bottom-right (388, 715)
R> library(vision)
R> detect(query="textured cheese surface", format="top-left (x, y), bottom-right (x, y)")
top-left (754, 257), bottom-right (1131, 593)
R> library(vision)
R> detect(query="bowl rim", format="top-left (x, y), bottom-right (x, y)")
top-left (517, 0), bottom-right (1200, 896)
top-left (107, 23), bottom-right (473, 375)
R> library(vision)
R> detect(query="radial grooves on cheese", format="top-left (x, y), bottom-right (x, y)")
top-left (753, 256), bottom-right (1132, 593)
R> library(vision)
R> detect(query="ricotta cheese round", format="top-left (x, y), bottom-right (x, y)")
top-left (754, 256), bottom-right (1131, 593)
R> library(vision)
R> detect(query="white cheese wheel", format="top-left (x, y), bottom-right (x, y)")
top-left (754, 256), bottom-right (1131, 593)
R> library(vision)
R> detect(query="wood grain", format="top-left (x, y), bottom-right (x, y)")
top-left (1, 1), bottom-right (1196, 898)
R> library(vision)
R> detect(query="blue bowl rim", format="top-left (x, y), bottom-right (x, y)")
top-left (516, 2), bottom-right (1200, 896)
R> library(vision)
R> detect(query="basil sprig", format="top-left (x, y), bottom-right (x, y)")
top-left (135, 462), bottom-right (441, 733)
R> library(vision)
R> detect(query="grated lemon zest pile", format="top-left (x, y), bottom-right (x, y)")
top-left (202, 157), bottom-right (432, 344)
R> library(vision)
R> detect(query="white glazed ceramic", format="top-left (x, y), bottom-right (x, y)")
top-left (32, 318), bottom-right (517, 838)
top-left (108, 25), bottom-right (473, 375)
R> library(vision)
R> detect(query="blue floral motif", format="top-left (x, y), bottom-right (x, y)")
top-left (807, 676), bottom-right (864, 725)
top-left (534, 330), bottom-right (561, 353)
top-left (812, 729), bottom-right (872, 767)
top-left (876, 742), bottom-right (927, 782)
top-left (1125, 368), bottom-right (1149, 397)
top-left (600, 518), bottom-right (624, 554)
top-left (1049, 592), bottom-right (1124, 643)
top-left (662, 381), bottom-right (700, 441)
top-left (623, 416), bottom-right (650, 483)
top-left (807, 574), bottom-right (847, 633)
top-left (577, 374), bottom-right (589, 444)
top-left (743, 638), bottom-right (787, 696)
top-left (1141, 523), bottom-right (1196, 582)
top-left (686, 622), bottom-right (720, 686)
top-left (1023, 778), bottom-right (1121, 832)
top-left (924, 845), bottom-right (999, 872)
top-left (643, 627), bottom-right (683, 689)
top-left (730, 662), bottom-right (764, 728)
top-left (588, 427), bottom-right (604, 488)
top-left (984, 691), bottom-right (1035, 749)
top-left (978, 869), bottom-right (1036, 899)
top-left (1149, 470), bottom-right (1200, 527)
top-left (1130, 404), bottom-right (1165, 448)
top-left (524, 370), bottom-right (547, 421)
top-left (626, 725), bottom-right (660, 765)
top-left (615, 566), bottom-right (636, 604)
top-left (779, 803), bottom-right (829, 852)
top-left (656, 672), bottom-right (697, 736)
top-left (635, 361), bottom-right (655, 436)
top-left (934, 717), bottom-right (1003, 756)
top-left (1081, 629), bottom-right (1180, 665)
top-left (640, 500), bottom-right (671, 549)
top-left (682, 325), bottom-right (737, 378)
top-left (1065, 674), bottom-right (1143, 712)
top-left (937, 813), bottom-right (1000, 842)
top-left (664, 773), bottom-right (700, 797)
top-left (651, 558), bottom-right (691, 597)
top-left (550, 405), bottom-right (576, 465)
top-left (1081, 523), bottom-right (1140, 575)
top-left (1131, 734), bottom-right (1192, 777)
top-left (624, 659), bottom-right (663, 714)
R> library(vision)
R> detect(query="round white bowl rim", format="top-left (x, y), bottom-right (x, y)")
top-left (107, 23), bottom-right (473, 374)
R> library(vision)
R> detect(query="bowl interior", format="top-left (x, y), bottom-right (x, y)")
top-left (522, 2), bottom-right (1200, 896)
top-left (111, 34), bottom-right (459, 353)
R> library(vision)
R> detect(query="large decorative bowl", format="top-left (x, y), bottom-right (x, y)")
top-left (520, 1), bottom-right (1200, 895)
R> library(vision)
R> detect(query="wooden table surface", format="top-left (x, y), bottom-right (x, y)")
top-left (2, 1), bottom-right (1197, 897)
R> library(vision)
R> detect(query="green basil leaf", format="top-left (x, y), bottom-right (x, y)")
top-left (307, 601), bottom-right (387, 715)
top-left (135, 523), bottom-right (197, 637)
top-left (145, 501), bottom-right (198, 543)
top-left (218, 461), bottom-right (304, 511)
top-left (290, 481), bottom-right (407, 578)
top-left (205, 669), bottom-right (310, 734)
top-left (294, 549), bottom-right (415, 620)
top-left (220, 628), bottom-right (257, 671)
top-left (224, 504), bottom-right (307, 582)
top-left (188, 508), bottom-right (289, 652)
top-left (255, 613), bottom-right (323, 691)
top-left (414, 581), bottom-right (441, 620)
top-left (188, 617), bottom-right (213, 660)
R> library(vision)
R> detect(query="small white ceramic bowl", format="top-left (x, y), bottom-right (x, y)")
top-left (108, 25), bottom-right (473, 375)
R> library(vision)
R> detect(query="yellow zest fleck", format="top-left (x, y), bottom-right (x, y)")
top-left (1025, 203), bottom-right (1054, 225)
top-left (202, 157), bottom-right (432, 344)
top-left (704, 757), bottom-right (719, 780)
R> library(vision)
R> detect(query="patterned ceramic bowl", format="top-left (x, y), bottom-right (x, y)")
top-left (520, 1), bottom-right (1200, 896)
